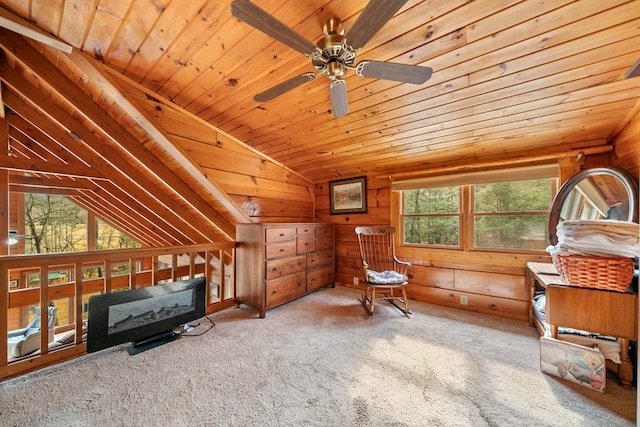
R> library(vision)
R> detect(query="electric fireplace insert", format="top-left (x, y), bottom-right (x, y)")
top-left (87, 277), bottom-right (206, 354)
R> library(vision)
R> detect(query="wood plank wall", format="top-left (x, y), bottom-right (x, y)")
top-left (316, 176), bottom-right (542, 322)
top-left (315, 112), bottom-right (640, 322)
top-left (110, 76), bottom-right (316, 224)
top-left (611, 106), bottom-right (640, 176)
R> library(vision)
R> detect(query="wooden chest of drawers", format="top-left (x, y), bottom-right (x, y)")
top-left (236, 223), bottom-right (335, 317)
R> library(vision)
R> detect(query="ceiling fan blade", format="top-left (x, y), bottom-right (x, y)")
top-left (345, 0), bottom-right (409, 51)
top-left (330, 79), bottom-right (349, 118)
top-left (231, 0), bottom-right (318, 57)
top-left (356, 60), bottom-right (433, 84)
top-left (254, 73), bottom-right (316, 102)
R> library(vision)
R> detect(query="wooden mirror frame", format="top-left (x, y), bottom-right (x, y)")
top-left (548, 166), bottom-right (639, 245)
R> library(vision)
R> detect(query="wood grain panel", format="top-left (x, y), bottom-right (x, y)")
top-left (408, 285), bottom-right (529, 322)
top-left (546, 285), bottom-right (638, 339)
top-left (410, 265), bottom-right (455, 290)
top-left (455, 270), bottom-right (528, 301)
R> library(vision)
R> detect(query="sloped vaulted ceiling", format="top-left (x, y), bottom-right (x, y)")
top-left (0, 34), bottom-right (235, 243)
top-left (0, 17), bottom-right (314, 244)
top-left (0, 0), bottom-right (639, 245)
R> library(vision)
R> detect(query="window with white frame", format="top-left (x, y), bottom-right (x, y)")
top-left (394, 165), bottom-right (558, 252)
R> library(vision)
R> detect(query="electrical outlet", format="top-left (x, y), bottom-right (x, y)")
top-left (460, 295), bottom-right (468, 305)
top-left (353, 277), bottom-right (359, 285)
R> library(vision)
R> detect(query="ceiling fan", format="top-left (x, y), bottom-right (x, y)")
top-left (230, 0), bottom-right (433, 118)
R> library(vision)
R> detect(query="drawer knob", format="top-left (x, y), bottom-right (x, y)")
top-left (279, 249), bottom-right (285, 252)
top-left (279, 233), bottom-right (285, 237)
top-left (272, 289), bottom-right (278, 294)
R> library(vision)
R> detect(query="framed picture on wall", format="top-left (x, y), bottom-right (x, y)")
top-left (329, 176), bottom-right (368, 214)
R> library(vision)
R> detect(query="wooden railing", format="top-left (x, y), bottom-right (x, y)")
top-left (0, 243), bottom-right (236, 379)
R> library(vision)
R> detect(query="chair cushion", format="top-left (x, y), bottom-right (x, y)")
top-left (8, 331), bottom-right (41, 358)
top-left (56, 330), bottom-right (77, 345)
top-left (366, 269), bottom-right (408, 285)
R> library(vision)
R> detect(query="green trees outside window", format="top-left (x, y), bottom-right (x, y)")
top-left (24, 194), bottom-right (139, 254)
top-left (473, 180), bottom-right (552, 250)
top-left (403, 186), bottom-right (460, 246)
top-left (401, 178), bottom-right (554, 251)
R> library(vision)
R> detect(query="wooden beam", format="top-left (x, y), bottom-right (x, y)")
top-left (3, 100), bottom-right (187, 243)
top-left (86, 211), bottom-right (96, 251)
top-left (70, 180), bottom-right (178, 247)
top-left (70, 195), bottom-right (165, 248)
top-left (73, 52), bottom-right (254, 223)
top-left (0, 116), bottom-right (8, 256)
top-left (0, 154), bottom-right (106, 179)
top-left (2, 90), bottom-right (203, 244)
top-left (0, 6), bottom-right (73, 53)
top-left (6, 110), bottom-right (87, 165)
top-left (0, 75), bottom-right (214, 244)
top-left (9, 184), bottom-right (82, 195)
top-left (82, 179), bottom-right (186, 246)
top-left (0, 115), bottom-right (6, 366)
top-left (0, 81), bottom-right (4, 119)
top-left (9, 174), bottom-right (93, 191)
top-left (96, 59), bottom-right (313, 185)
top-left (385, 145), bottom-right (614, 181)
top-left (0, 30), bottom-right (237, 239)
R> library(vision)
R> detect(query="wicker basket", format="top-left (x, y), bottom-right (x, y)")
top-left (551, 254), bottom-right (634, 292)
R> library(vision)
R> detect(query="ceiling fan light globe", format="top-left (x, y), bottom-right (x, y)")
top-left (326, 61), bottom-right (346, 79)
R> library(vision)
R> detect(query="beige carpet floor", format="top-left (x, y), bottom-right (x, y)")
top-left (0, 286), bottom-right (636, 426)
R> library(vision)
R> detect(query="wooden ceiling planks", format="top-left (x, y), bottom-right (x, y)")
top-left (4, 90), bottom-right (202, 245)
top-left (5, 0), bottom-right (638, 182)
top-left (251, 57), bottom-right (637, 178)
top-left (239, 1), bottom-right (635, 145)
top-left (0, 47), bottom-right (230, 245)
top-left (213, 0), bottom-right (519, 131)
top-left (101, 66), bottom-right (312, 215)
top-left (137, 1), bottom-right (232, 93)
top-left (57, 0), bottom-right (99, 48)
top-left (29, 0), bottom-right (64, 35)
top-left (0, 0), bottom-right (638, 240)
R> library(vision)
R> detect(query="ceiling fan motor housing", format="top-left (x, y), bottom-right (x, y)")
top-left (231, 0), bottom-right (433, 118)
top-left (314, 18), bottom-right (356, 79)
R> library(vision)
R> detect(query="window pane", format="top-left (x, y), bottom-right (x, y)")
top-left (474, 179), bottom-right (552, 212)
top-left (474, 214), bottom-right (548, 250)
top-left (95, 218), bottom-right (140, 250)
top-left (403, 216), bottom-right (459, 246)
top-left (25, 194), bottom-right (87, 254)
top-left (404, 186), bottom-right (460, 214)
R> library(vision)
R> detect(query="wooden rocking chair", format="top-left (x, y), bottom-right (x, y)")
top-left (355, 226), bottom-right (411, 317)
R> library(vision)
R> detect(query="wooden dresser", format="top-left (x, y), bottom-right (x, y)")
top-left (236, 223), bottom-right (335, 317)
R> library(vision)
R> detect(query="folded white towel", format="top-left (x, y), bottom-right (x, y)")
top-left (548, 220), bottom-right (639, 258)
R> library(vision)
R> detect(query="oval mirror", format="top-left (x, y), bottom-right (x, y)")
top-left (548, 166), bottom-right (639, 245)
